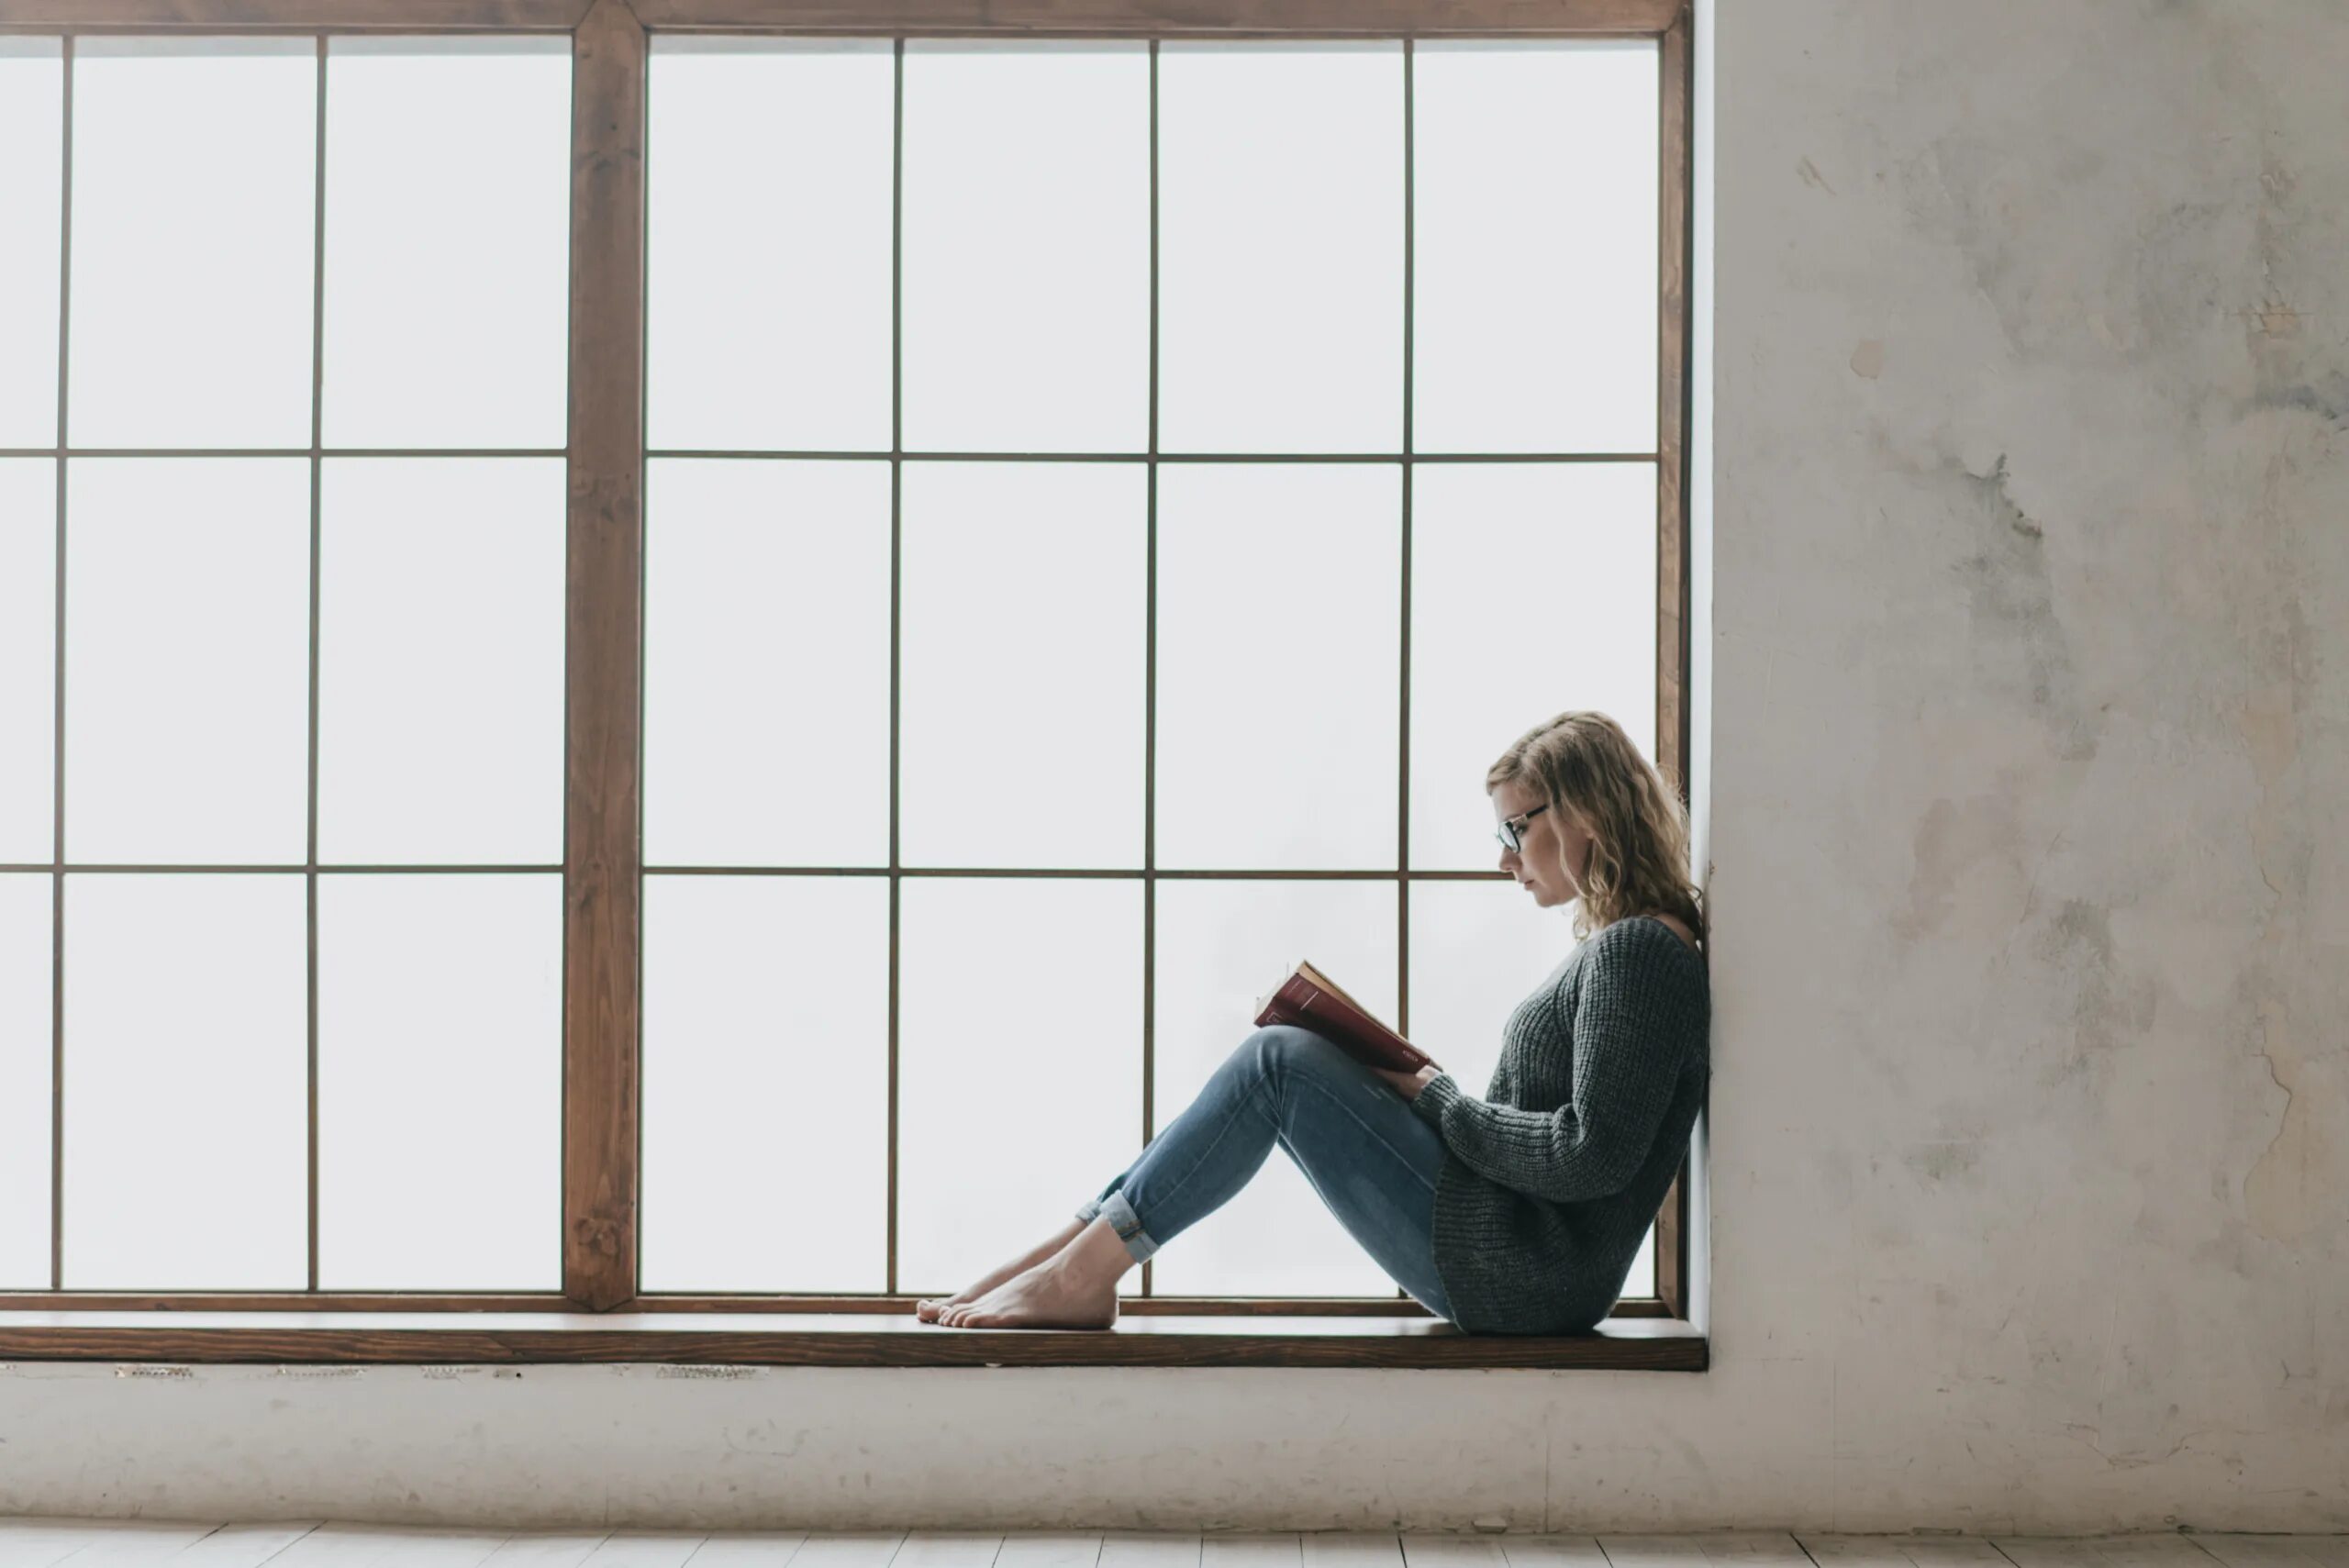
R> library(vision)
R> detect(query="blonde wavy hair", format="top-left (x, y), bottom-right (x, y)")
top-left (1488, 710), bottom-right (1706, 950)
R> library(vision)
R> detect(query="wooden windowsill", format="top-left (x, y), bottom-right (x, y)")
top-left (0, 1310), bottom-right (1706, 1371)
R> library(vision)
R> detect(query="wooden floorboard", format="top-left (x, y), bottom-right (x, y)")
top-left (783, 1536), bottom-right (912, 1568)
top-left (1496, 1544), bottom-right (1605, 1568)
top-left (1202, 1540), bottom-right (1303, 1568)
top-left (1099, 1536), bottom-right (1203, 1568)
top-left (887, 1537), bottom-right (1002, 1568)
top-left (2194, 1541), bottom-right (2349, 1568)
top-left (46, 1523), bottom-right (226, 1568)
top-left (579, 1537), bottom-right (706, 1568)
top-left (996, 1537), bottom-right (1113, 1568)
top-left (1303, 1539), bottom-right (1407, 1568)
top-left (1400, 1540), bottom-right (1508, 1568)
top-left (267, 1525), bottom-right (513, 1568)
top-left (1992, 1540), bottom-right (2227, 1568)
top-left (479, 1538), bottom-right (616, 1568)
top-left (1597, 1537), bottom-right (1811, 1568)
top-left (3, 1527), bottom-right (2345, 1568)
top-left (0, 1522), bottom-right (213, 1568)
top-left (1798, 1540), bottom-right (2009, 1568)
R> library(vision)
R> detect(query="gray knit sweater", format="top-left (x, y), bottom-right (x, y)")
top-left (1408, 914), bottom-right (1710, 1335)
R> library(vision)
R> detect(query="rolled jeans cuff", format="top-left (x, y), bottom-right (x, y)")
top-left (1074, 1185), bottom-right (1160, 1264)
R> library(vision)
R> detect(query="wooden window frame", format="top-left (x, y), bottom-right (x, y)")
top-left (0, 0), bottom-right (1698, 1372)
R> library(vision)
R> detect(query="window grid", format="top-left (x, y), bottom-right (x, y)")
top-left (17, 35), bottom-right (575, 1296)
top-left (0, 12), bottom-right (1690, 1329)
top-left (633, 36), bottom-right (1661, 1309)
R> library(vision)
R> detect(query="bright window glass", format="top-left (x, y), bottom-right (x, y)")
top-left (0, 41), bottom-right (62, 446)
top-left (901, 41), bottom-right (1150, 453)
top-left (1413, 40), bottom-right (1660, 454)
top-left (1159, 43), bottom-right (1403, 453)
top-left (898, 462), bottom-right (1146, 869)
top-left (646, 39), bottom-right (894, 453)
top-left (64, 459), bottom-right (310, 865)
top-left (642, 459), bottom-right (894, 868)
top-left (0, 874), bottom-right (50, 1289)
top-left (0, 461), bottom-right (54, 863)
top-left (641, 873), bottom-right (892, 1294)
top-left (321, 39), bottom-right (571, 450)
top-left (67, 39), bottom-right (316, 450)
top-left (1154, 463), bottom-right (1400, 870)
top-left (896, 877), bottom-right (1142, 1298)
top-left (317, 873), bottom-right (562, 1290)
top-left (316, 458), bottom-right (565, 865)
top-left (61, 873), bottom-right (306, 1289)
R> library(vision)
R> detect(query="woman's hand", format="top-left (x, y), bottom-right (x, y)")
top-left (1373, 1062), bottom-right (1443, 1101)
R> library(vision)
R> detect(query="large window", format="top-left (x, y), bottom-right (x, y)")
top-left (0, 0), bottom-right (1694, 1368)
top-left (0, 36), bottom-right (573, 1295)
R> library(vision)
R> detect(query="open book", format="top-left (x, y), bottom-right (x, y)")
top-left (1252, 960), bottom-right (1437, 1074)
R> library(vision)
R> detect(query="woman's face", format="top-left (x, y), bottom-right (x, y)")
top-left (1492, 778), bottom-right (1594, 911)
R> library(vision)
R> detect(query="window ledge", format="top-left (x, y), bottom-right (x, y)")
top-left (0, 1310), bottom-right (1706, 1371)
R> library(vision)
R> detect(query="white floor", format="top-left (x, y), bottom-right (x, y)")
top-left (0, 1526), bottom-right (2340, 1568)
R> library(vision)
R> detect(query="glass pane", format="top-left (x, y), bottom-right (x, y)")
top-left (640, 873), bottom-right (890, 1293)
top-left (61, 873), bottom-right (306, 1289)
top-left (896, 878), bottom-right (1141, 1296)
top-left (1408, 462), bottom-right (1656, 870)
top-left (643, 459), bottom-right (892, 868)
top-left (317, 873), bottom-right (561, 1289)
top-left (1627, 1222), bottom-right (1657, 1300)
top-left (67, 39), bottom-right (315, 450)
top-left (0, 873), bottom-right (50, 1288)
top-left (902, 42), bottom-right (1149, 454)
top-left (1159, 43), bottom-right (1402, 454)
top-left (322, 39), bottom-right (570, 450)
top-left (1405, 878), bottom-right (1579, 1118)
top-left (0, 462), bottom-right (55, 863)
top-left (1147, 878), bottom-right (1399, 1299)
top-left (1154, 463), bottom-right (1398, 869)
top-left (317, 459), bottom-right (564, 865)
top-left (1411, 881), bottom-right (1658, 1300)
top-left (65, 459), bottom-right (310, 865)
top-left (1414, 41), bottom-right (1660, 455)
top-left (0, 41), bottom-right (61, 447)
top-left (900, 462), bottom-right (1145, 870)
top-left (646, 39), bottom-right (893, 453)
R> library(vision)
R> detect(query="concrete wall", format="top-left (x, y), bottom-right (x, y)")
top-left (4, 0), bottom-right (2344, 1533)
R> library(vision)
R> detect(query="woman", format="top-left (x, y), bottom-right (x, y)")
top-left (917, 710), bottom-right (1711, 1335)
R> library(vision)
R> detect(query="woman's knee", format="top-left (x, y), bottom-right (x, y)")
top-left (1241, 1023), bottom-right (1353, 1082)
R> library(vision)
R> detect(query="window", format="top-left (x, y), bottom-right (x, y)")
top-left (0, 0), bottom-right (1695, 1372)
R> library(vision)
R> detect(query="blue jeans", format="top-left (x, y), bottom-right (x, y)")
top-left (1074, 1024), bottom-right (1454, 1323)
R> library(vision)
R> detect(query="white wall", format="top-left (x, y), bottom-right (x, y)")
top-left (5, 0), bottom-right (2344, 1532)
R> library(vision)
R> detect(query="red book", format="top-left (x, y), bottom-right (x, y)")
top-left (1253, 960), bottom-right (1436, 1074)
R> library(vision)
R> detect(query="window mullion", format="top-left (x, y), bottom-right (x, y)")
top-left (562, 0), bottom-right (649, 1313)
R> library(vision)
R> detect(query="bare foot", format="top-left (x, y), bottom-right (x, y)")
top-left (934, 1256), bottom-right (1119, 1330)
top-left (915, 1217), bottom-right (1085, 1323)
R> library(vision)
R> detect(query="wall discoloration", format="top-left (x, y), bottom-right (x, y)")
top-left (1707, 0), bottom-right (2349, 1532)
top-left (1947, 454), bottom-right (2101, 762)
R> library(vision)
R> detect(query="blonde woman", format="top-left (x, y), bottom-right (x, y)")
top-left (918, 710), bottom-right (1711, 1335)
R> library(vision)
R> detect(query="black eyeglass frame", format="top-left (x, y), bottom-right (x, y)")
top-left (1495, 802), bottom-right (1551, 854)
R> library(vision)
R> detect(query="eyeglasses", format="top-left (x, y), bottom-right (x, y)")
top-left (1494, 803), bottom-right (1550, 853)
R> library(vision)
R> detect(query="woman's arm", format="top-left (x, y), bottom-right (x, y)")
top-left (1404, 922), bottom-right (1705, 1204)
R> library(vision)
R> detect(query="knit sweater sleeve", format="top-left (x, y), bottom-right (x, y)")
top-left (1407, 920), bottom-right (1704, 1204)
